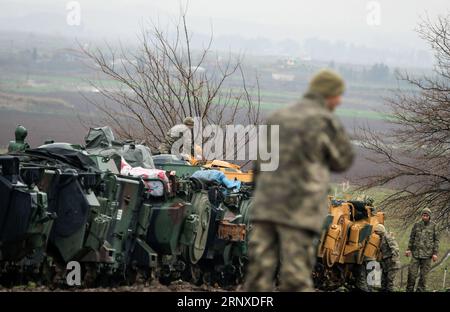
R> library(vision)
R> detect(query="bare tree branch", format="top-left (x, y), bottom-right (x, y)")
top-left (80, 10), bottom-right (262, 156)
top-left (358, 14), bottom-right (450, 229)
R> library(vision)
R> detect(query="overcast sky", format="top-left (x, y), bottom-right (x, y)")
top-left (150, 0), bottom-right (447, 47)
top-left (0, 0), bottom-right (448, 63)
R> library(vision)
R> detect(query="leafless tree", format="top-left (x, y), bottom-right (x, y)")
top-left (80, 10), bottom-right (261, 160)
top-left (358, 14), bottom-right (450, 228)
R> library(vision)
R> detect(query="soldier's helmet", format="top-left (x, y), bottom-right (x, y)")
top-left (14, 125), bottom-right (28, 142)
top-left (308, 69), bottom-right (345, 98)
top-left (183, 117), bottom-right (195, 127)
top-left (364, 196), bottom-right (375, 206)
top-left (374, 223), bottom-right (386, 234)
top-left (421, 207), bottom-right (432, 218)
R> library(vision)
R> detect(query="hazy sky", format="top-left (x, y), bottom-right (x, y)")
top-left (0, 0), bottom-right (449, 58)
top-left (150, 0), bottom-right (448, 48)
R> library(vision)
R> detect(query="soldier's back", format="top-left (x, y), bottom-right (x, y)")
top-left (381, 233), bottom-right (400, 259)
top-left (252, 92), bottom-right (339, 233)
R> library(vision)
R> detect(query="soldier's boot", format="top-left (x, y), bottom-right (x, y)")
top-left (243, 222), bottom-right (279, 291)
top-left (406, 258), bottom-right (420, 292)
top-left (383, 269), bottom-right (397, 292)
top-left (416, 259), bottom-right (431, 292)
top-left (354, 264), bottom-right (371, 292)
top-left (380, 263), bottom-right (387, 292)
top-left (381, 271), bottom-right (388, 292)
top-left (277, 226), bottom-right (316, 292)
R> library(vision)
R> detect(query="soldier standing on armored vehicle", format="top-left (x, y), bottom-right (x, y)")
top-left (405, 208), bottom-right (440, 292)
top-left (374, 224), bottom-right (400, 292)
top-left (244, 69), bottom-right (354, 291)
top-left (158, 117), bottom-right (194, 155)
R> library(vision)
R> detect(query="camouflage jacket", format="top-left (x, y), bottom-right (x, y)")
top-left (165, 124), bottom-right (192, 145)
top-left (251, 92), bottom-right (354, 233)
top-left (158, 124), bottom-right (192, 154)
top-left (407, 220), bottom-right (440, 259)
top-left (379, 232), bottom-right (400, 262)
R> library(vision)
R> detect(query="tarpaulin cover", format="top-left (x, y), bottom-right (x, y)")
top-left (85, 126), bottom-right (155, 169)
top-left (120, 157), bottom-right (169, 190)
top-left (191, 170), bottom-right (241, 191)
top-left (48, 173), bottom-right (90, 238)
top-left (25, 147), bottom-right (99, 172)
top-left (84, 127), bottom-right (115, 149)
top-left (0, 178), bottom-right (31, 241)
top-left (121, 144), bottom-right (155, 169)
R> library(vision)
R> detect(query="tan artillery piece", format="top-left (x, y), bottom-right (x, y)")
top-left (314, 196), bottom-right (385, 290)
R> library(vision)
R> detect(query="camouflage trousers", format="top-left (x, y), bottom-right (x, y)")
top-left (158, 139), bottom-right (192, 155)
top-left (406, 257), bottom-right (431, 292)
top-left (381, 258), bottom-right (399, 292)
top-left (353, 262), bottom-right (371, 292)
top-left (243, 222), bottom-right (316, 292)
top-left (158, 142), bottom-right (171, 154)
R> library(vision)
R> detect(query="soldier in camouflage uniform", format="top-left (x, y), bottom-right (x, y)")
top-left (158, 117), bottom-right (194, 155)
top-left (375, 224), bottom-right (400, 292)
top-left (244, 69), bottom-right (354, 291)
top-left (353, 255), bottom-right (374, 292)
top-left (405, 208), bottom-right (440, 292)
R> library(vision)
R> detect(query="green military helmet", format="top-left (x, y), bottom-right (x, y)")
top-left (8, 125), bottom-right (30, 153)
top-left (356, 195), bottom-right (374, 206)
top-left (421, 207), bottom-right (432, 218)
top-left (374, 223), bottom-right (386, 235)
top-left (365, 196), bottom-right (374, 206)
top-left (15, 125), bottom-right (28, 142)
top-left (308, 69), bottom-right (345, 98)
top-left (183, 117), bottom-right (195, 127)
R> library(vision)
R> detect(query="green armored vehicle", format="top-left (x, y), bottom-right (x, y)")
top-left (0, 125), bottom-right (254, 288)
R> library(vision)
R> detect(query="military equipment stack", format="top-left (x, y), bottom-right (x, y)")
top-left (0, 126), bottom-right (253, 288)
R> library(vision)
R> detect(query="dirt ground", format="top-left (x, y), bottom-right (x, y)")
top-left (0, 280), bottom-right (240, 292)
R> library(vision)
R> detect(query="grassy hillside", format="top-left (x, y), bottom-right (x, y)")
top-left (0, 71), bottom-right (393, 121)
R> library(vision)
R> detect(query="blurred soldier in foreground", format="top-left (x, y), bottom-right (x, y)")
top-left (375, 224), bottom-right (400, 292)
top-left (8, 125), bottom-right (30, 153)
top-left (244, 69), bottom-right (354, 291)
top-left (158, 117), bottom-right (194, 154)
top-left (405, 208), bottom-right (440, 292)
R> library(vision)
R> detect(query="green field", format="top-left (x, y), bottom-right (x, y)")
top-left (0, 72), bottom-right (393, 121)
top-left (255, 100), bottom-right (390, 120)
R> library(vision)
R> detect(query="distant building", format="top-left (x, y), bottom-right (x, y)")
top-left (286, 58), bottom-right (296, 66)
top-left (271, 73), bottom-right (295, 81)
